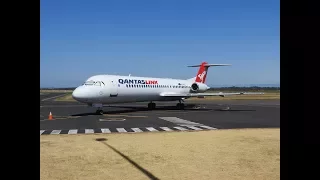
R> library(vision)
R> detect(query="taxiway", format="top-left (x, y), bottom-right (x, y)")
top-left (40, 93), bottom-right (280, 135)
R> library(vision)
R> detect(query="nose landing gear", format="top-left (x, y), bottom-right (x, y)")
top-left (92, 103), bottom-right (104, 115)
top-left (96, 109), bottom-right (104, 115)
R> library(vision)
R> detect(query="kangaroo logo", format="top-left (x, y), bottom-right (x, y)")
top-left (197, 71), bottom-right (206, 83)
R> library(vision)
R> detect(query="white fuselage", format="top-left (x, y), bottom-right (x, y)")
top-left (72, 74), bottom-right (209, 105)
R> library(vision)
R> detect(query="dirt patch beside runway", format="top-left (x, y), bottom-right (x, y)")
top-left (40, 128), bottom-right (280, 180)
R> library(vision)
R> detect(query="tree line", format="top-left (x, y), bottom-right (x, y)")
top-left (208, 86), bottom-right (280, 91)
top-left (41, 86), bottom-right (280, 91)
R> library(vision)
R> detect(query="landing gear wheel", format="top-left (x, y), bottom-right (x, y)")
top-left (176, 103), bottom-right (185, 110)
top-left (222, 106), bottom-right (230, 111)
top-left (148, 102), bottom-right (156, 109)
top-left (96, 109), bottom-right (104, 115)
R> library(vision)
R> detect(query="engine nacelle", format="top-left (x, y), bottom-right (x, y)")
top-left (190, 82), bottom-right (209, 93)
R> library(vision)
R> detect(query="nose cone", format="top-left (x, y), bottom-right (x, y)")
top-left (72, 87), bottom-right (87, 102)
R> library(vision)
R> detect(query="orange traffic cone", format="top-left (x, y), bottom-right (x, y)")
top-left (48, 112), bottom-right (53, 120)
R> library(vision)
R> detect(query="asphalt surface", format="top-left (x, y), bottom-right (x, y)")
top-left (40, 92), bottom-right (280, 135)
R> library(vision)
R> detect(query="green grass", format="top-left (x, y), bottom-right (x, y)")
top-left (40, 90), bottom-right (73, 93)
top-left (55, 93), bottom-right (74, 101)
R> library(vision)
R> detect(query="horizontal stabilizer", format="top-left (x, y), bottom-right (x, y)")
top-left (187, 64), bottom-right (231, 67)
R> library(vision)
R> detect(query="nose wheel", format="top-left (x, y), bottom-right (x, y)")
top-left (96, 109), bottom-right (104, 115)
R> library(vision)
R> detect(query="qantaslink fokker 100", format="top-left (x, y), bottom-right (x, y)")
top-left (72, 62), bottom-right (264, 115)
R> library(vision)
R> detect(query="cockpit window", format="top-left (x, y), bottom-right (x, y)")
top-left (84, 80), bottom-right (95, 86)
top-left (94, 81), bottom-right (101, 86)
top-left (83, 80), bottom-right (104, 86)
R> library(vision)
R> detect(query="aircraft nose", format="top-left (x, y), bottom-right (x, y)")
top-left (72, 88), bottom-right (87, 101)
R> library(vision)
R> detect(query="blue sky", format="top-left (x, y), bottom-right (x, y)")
top-left (40, 0), bottom-right (279, 87)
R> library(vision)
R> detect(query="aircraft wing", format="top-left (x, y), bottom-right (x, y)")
top-left (160, 92), bottom-right (264, 98)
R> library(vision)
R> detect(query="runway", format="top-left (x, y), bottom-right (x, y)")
top-left (40, 93), bottom-right (280, 135)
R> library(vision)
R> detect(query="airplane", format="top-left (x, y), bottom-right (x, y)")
top-left (72, 62), bottom-right (264, 114)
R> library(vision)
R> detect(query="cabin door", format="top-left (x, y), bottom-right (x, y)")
top-left (109, 80), bottom-right (118, 97)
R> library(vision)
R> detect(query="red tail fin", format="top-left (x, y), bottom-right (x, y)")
top-left (195, 62), bottom-right (208, 83)
top-left (187, 62), bottom-right (232, 83)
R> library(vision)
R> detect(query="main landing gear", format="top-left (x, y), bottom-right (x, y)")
top-left (176, 99), bottom-right (185, 110)
top-left (148, 102), bottom-right (156, 109)
top-left (148, 100), bottom-right (185, 110)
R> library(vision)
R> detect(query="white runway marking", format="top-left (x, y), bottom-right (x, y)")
top-left (173, 126), bottom-right (188, 131)
top-left (229, 103), bottom-right (280, 108)
top-left (85, 129), bottom-right (94, 134)
top-left (40, 126), bottom-right (219, 136)
top-left (199, 126), bottom-right (217, 130)
top-left (159, 117), bottom-right (218, 130)
top-left (68, 129), bottom-right (78, 134)
top-left (146, 127), bottom-right (158, 132)
top-left (101, 128), bottom-right (111, 133)
top-left (186, 126), bottom-right (203, 130)
top-left (116, 128), bottom-right (127, 133)
top-left (50, 130), bottom-right (61, 134)
top-left (131, 128), bottom-right (143, 132)
top-left (158, 117), bottom-right (204, 126)
top-left (99, 119), bottom-right (126, 121)
top-left (159, 127), bottom-right (173, 131)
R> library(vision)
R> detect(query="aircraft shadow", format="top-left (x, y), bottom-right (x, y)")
top-left (95, 138), bottom-right (160, 180)
top-left (71, 105), bottom-right (213, 116)
top-left (71, 105), bottom-right (256, 116)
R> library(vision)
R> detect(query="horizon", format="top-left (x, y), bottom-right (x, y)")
top-left (40, 83), bottom-right (280, 89)
top-left (40, 0), bottom-right (279, 87)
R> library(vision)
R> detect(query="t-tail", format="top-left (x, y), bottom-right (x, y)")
top-left (187, 62), bottom-right (231, 83)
